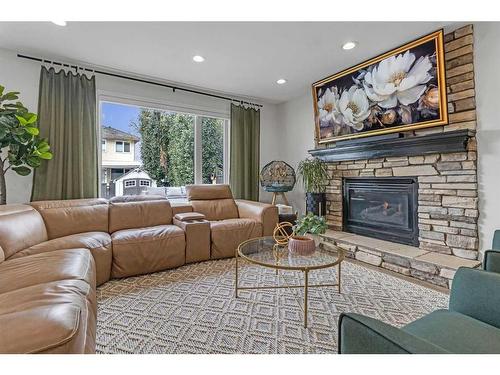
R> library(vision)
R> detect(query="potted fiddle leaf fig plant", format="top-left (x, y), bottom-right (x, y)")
top-left (297, 157), bottom-right (328, 215)
top-left (0, 85), bottom-right (53, 205)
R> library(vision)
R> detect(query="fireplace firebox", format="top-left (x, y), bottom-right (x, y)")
top-left (343, 177), bottom-right (419, 246)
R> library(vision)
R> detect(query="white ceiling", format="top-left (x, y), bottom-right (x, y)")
top-left (0, 22), bottom-right (459, 104)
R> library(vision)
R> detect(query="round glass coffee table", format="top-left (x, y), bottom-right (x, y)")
top-left (235, 236), bottom-right (344, 328)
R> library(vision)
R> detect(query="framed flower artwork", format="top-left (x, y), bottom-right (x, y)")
top-left (312, 30), bottom-right (448, 144)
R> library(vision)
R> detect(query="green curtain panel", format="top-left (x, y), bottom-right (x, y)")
top-left (31, 67), bottom-right (98, 201)
top-left (229, 104), bottom-right (260, 201)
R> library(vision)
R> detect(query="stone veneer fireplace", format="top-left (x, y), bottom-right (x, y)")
top-left (308, 25), bottom-right (480, 288)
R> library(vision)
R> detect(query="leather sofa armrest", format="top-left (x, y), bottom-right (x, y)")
top-left (483, 249), bottom-right (500, 273)
top-left (338, 313), bottom-right (448, 354)
top-left (235, 199), bottom-right (278, 236)
top-left (174, 212), bottom-right (206, 222)
top-left (449, 267), bottom-right (500, 329)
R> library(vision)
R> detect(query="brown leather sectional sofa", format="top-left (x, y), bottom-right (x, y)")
top-left (0, 184), bottom-right (278, 354)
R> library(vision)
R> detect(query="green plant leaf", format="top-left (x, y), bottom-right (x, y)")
top-left (39, 152), bottom-right (53, 160)
top-left (0, 85), bottom-right (4, 96)
top-left (37, 144), bottom-right (50, 153)
top-left (25, 127), bottom-right (40, 136)
top-left (15, 115), bottom-right (28, 126)
top-left (12, 166), bottom-right (31, 176)
top-left (2, 91), bottom-right (20, 101)
top-left (24, 112), bottom-right (37, 124)
top-left (26, 157), bottom-right (41, 168)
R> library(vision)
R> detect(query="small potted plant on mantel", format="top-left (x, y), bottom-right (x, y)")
top-left (288, 213), bottom-right (328, 255)
top-left (297, 157), bottom-right (328, 215)
top-left (0, 85), bottom-right (53, 205)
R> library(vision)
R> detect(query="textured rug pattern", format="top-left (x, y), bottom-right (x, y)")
top-left (96, 259), bottom-right (448, 354)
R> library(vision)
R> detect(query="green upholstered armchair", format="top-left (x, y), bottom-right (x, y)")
top-left (338, 267), bottom-right (500, 354)
top-left (484, 230), bottom-right (500, 273)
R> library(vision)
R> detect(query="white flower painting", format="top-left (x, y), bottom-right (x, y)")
top-left (313, 31), bottom-right (447, 143)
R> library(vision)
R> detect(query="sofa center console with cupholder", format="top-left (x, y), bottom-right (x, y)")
top-left (173, 212), bottom-right (211, 263)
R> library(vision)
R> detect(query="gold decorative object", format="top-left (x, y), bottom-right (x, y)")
top-left (272, 222), bottom-right (294, 245)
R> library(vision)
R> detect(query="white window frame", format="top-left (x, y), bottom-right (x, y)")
top-left (124, 180), bottom-right (136, 187)
top-left (115, 141), bottom-right (131, 153)
top-left (139, 180), bottom-right (151, 187)
top-left (98, 93), bottom-right (230, 187)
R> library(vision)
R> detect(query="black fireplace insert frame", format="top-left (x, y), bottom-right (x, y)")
top-left (343, 177), bottom-right (419, 246)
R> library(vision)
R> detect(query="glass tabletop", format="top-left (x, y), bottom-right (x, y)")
top-left (237, 236), bottom-right (344, 271)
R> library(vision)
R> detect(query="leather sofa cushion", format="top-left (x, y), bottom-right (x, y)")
top-left (403, 309), bottom-right (500, 354)
top-left (0, 279), bottom-right (95, 354)
top-left (0, 249), bottom-right (95, 294)
top-left (0, 204), bottom-right (48, 259)
top-left (186, 184), bottom-right (233, 200)
top-left (31, 199), bottom-right (108, 239)
top-left (191, 199), bottom-right (239, 221)
top-left (12, 232), bottom-right (112, 286)
top-left (111, 225), bottom-right (185, 278)
top-left (210, 218), bottom-right (262, 259)
top-left (109, 200), bottom-right (173, 233)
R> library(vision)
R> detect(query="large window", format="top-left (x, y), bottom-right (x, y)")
top-left (99, 99), bottom-right (229, 199)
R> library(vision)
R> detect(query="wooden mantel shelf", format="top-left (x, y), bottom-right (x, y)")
top-left (309, 129), bottom-right (474, 162)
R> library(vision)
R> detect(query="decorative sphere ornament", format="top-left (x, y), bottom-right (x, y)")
top-left (273, 222), bottom-right (294, 245)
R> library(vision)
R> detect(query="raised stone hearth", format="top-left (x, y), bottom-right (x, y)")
top-left (321, 230), bottom-right (481, 288)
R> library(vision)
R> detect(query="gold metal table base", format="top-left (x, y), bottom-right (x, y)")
top-left (235, 253), bottom-right (342, 328)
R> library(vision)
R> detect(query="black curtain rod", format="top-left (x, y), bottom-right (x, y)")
top-left (17, 53), bottom-right (263, 108)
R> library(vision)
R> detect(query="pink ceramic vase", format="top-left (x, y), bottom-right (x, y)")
top-left (288, 235), bottom-right (316, 255)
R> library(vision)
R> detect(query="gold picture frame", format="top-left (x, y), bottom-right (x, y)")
top-left (312, 30), bottom-right (448, 144)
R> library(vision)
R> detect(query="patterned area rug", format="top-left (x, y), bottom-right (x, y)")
top-left (96, 259), bottom-right (448, 354)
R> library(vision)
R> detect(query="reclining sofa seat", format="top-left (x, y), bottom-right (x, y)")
top-left (0, 204), bottom-right (96, 353)
top-left (108, 196), bottom-right (185, 278)
top-left (185, 184), bottom-right (278, 259)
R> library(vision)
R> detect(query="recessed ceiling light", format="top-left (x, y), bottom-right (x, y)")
top-left (276, 79), bottom-right (287, 85)
top-left (51, 21), bottom-right (67, 26)
top-left (193, 55), bottom-right (205, 63)
top-left (342, 41), bottom-right (357, 50)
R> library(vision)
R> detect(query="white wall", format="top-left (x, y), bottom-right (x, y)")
top-left (0, 47), bottom-right (279, 204)
top-left (274, 92), bottom-right (316, 214)
top-left (0, 48), bottom-right (40, 203)
top-left (474, 22), bottom-right (500, 252)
